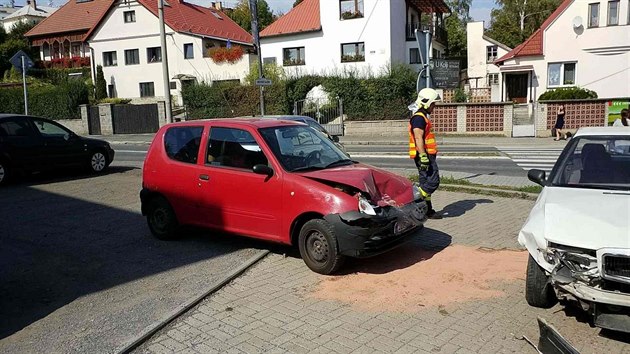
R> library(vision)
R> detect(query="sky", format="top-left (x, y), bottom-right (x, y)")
top-left (7, 0), bottom-right (495, 24)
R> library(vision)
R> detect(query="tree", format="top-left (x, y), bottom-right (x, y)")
top-left (293, 0), bottom-right (303, 7)
top-left (227, 0), bottom-right (275, 32)
top-left (95, 65), bottom-right (107, 100)
top-left (443, 0), bottom-right (471, 58)
top-left (8, 21), bottom-right (36, 40)
top-left (486, 0), bottom-right (562, 48)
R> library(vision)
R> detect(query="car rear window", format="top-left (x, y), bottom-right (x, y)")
top-left (0, 119), bottom-right (35, 137)
top-left (164, 126), bottom-right (204, 164)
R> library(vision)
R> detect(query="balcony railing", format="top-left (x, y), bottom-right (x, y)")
top-left (405, 23), bottom-right (447, 45)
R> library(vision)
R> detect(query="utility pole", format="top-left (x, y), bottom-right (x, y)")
top-left (249, 0), bottom-right (265, 116)
top-left (158, 0), bottom-right (173, 123)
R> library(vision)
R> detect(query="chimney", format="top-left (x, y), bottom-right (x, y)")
top-left (210, 2), bottom-right (222, 10)
top-left (27, 0), bottom-right (37, 9)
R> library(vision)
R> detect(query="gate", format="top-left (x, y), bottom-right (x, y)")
top-left (112, 104), bottom-right (160, 134)
top-left (293, 98), bottom-right (344, 136)
top-left (512, 103), bottom-right (535, 137)
top-left (87, 106), bottom-right (101, 135)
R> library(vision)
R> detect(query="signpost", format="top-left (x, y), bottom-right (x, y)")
top-left (429, 59), bottom-right (460, 89)
top-left (10, 50), bottom-right (34, 115)
top-left (249, 0), bottom-right (266, 115)
top-left (414, 29), bottom-right (432, 91)
top-left (255, 78), bottom-right (272, 86)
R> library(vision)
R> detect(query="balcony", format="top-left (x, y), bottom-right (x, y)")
top-left (405, 23), bottom-right (447, 45)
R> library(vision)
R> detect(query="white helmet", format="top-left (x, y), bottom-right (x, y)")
top-left (415, 88), bottom-right (441, 109)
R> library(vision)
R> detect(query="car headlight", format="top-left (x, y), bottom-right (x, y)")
top-left (358, 196), bottom-right (377, 216)
top-left (412, 182), bottom-right (422, 201)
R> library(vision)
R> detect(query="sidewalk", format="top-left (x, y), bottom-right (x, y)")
top-left (387, 168), bottom-right (535, 187)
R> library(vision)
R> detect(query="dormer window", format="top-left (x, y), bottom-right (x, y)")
top-left (124, 11), bottom-right (136, 23)
top-left (340, 0), bottom-right (364, 20)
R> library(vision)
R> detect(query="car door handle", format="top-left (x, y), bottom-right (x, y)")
top-left (199, 174), bottom-right (210, 181)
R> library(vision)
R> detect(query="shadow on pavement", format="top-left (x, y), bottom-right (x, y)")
top-left (440, 199), bottom-right (494, 218)
top-left (0, 179), bottom-right (263, 348)
top-left (558, 302), bottom-right (630, 344)
top-left (339, 227), bottom-right (452, 275)
top-left (9, 165), bottom-right (139, 187)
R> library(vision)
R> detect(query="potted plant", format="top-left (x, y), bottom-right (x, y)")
top-left (208, 45), bottom-right (244, 64)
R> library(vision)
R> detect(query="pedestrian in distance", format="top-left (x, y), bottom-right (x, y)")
top-left (554, 104), bottom-right (568, 140)
top-left (612, 108), bottom-right (629, 127)
top-left (409, 88), bottom-right (442, 219)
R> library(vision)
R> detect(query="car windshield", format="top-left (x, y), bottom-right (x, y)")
top-left (551, 136), bottom-right (630, 190)
top-left (259, 125), bottom-right (352, 172)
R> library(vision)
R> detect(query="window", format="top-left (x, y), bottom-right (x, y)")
top-left (0, 119), bottom-right (36, 137)
top-left (548, 62), bottom-right (577, 87)
top-left (103, 51), bottom-right (117, 66)
top-left (124, 10), bottom-right (136, 23)
top-left (409, 48), bottom-right (421, 64)
top-left (488, 73), bottom-right (499, 85)
top-left (283, 47), bottom-right (305, 66)
top-left (147, 47), bottom-right (162, 63)
top-left (169, 81), bottom-right (177, 90)
top-left (108, 84), bottom-right (116, 98)
top-left (164, 127), bottom-right (204, 164)
top-left (184, 43), bottom-right (194, 59)
top-left (608, 1), bottom-right (619, 25)
top-left (206, 127), bottom-right (268, 170)
top-left (140, 82), bottom-right (155, 97)
top-left (32, 119), bottom-right (70, 137)
top-left (341, 42), bottom-right (365, 62)
top-left (487, 45), bottom-right (498, 62)
top-left (125, 49), bottom-right (139, 65)
top-left (340, 0), bottom-right (364, 20)
top-left (263, 57), bottom-right (277, 65)
top-left (71, 43), bottom-right (81, 57)
top-left (588, 3), bottom-right (600, 27)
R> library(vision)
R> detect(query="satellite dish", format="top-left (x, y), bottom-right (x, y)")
top-left (572, 16), bottom-right (583, 29)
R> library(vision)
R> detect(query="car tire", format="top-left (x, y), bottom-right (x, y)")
top-left (0, 160), bottom-right (9, 186)
top-left (526, 255), bottom-right (557, 308)
top-left (298, 219), bottom-right (345, 275)
top-left (146, 196), bottom-right (179, 240)
top-left (89, 150), bottom-right (109, 173)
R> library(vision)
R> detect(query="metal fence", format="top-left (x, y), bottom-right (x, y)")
top-left (293, 98), bottom-right (344, 136)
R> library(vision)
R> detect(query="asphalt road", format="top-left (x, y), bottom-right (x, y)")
top-left (0, 168), bottom-right (269, 353)
top-left (112, 144), bottom-right (528, 177)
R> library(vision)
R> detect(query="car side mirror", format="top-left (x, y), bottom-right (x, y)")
top-left (528, 169), bottom-right (547, 186)
top-left (253, 164), bottom-right (273, 177)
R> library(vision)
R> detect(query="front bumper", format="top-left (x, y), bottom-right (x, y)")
top-left (324, 199), bottom-right (428, 258)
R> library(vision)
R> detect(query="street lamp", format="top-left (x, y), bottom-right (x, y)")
top-left (158, 0), bottom-right (173, 123)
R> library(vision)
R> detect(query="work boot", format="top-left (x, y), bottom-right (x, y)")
top-left (426, 201), bottom-right (442, 219)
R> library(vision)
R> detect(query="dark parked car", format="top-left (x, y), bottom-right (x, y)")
top-left (0, 114), bottom-right (115, 185)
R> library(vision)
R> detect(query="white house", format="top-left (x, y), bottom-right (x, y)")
top-left (0, 5), bottom-right (18, 21)
top-left (1, 0), bottom-right (56, 33)
top-left (495, 0), bottom-right (630, 102)
top-left (466, 21), bottom-right (511, 102)
top-left (259, 0), bottom-right (450, 77)
top-left (87, 0), bottom-right (255, 105)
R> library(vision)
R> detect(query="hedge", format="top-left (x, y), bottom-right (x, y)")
top-left (0, 79), bottom-right (89, 119)
top-left (182, 64), bottom-right (418, 121)
top-left (539, 87), bottom-right (598, 101)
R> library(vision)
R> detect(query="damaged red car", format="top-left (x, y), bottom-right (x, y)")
top-left (141, 119), bottom-right (427, 274)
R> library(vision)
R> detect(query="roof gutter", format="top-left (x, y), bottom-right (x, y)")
top-left (259, 27), bottom-right (322, 40)
top-left (181, 32), bottom-right (254, 47)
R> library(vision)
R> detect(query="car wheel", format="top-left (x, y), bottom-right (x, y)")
top-left (525, 255), bottom-right (557, 308)
top-left (0, 160), bottom-right (9, 186)
top-left (146, 197), bottom-right (179, 240)
top-left (298, 219), bottom-right (345, 275)
top-left (89, 150), bottom-right (108, 173)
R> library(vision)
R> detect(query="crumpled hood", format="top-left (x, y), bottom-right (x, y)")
top-left (297, 163), bottom-right (414, 206)
top-left (521, 187), bottom-right (630, 251)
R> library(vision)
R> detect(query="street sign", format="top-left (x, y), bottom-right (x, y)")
top-left (255, 78), bottom-right (272, 86)
top-left (429, 59), bottom-right (460, 89)
top-left (9, 50), bottom-right (34, 74)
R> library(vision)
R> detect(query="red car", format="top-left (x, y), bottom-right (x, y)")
top-left (140, 119), bottom-right (427, 274)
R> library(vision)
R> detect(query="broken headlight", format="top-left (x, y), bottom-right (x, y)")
top-left (412, 182), bottom-right (422, 201)
top-left (358, 195), bottom-right (377, 216)
top-left (546, 243), bottom-right (599, 284)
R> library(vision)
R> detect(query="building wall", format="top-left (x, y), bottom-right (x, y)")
top-left (466, 22), bottom-right (510, 102)
top-left (2, 15), bottom-right (42, 32)
top-left (88, 1), bottom-right (253, 104)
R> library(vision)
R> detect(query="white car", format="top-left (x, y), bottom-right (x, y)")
top-left (520, 127), bottom-right (630, 333)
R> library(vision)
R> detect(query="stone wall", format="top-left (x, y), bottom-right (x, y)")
top-left (57, 119), bottom-right (88, 136)
top-left (80, 101), bottom-right (167, 135)
top-left (534, 99), bottom-right (617, 137)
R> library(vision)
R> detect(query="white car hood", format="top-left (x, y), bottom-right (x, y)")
top-left (519, 187), bottom-right (630, 252)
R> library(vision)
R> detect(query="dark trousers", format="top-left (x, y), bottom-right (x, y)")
top-left (414, 154), bottom-right (440, 197)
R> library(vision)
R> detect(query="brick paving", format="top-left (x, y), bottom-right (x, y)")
top-left (133, 191), bottom-right (630, 354)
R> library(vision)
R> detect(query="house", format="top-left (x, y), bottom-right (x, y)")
top-left (259, 0), bottom-right (450, 77)
top-left (2, 0), bottom-right (57, 33)
top-left (86, 0), bottom-right (254, 105)
top-left (0, 5), bottom-right (18, 21)
top-left (466, 21), bottom-right (511, 102)
top-left (25, 0), bottom-right (114, 60)
top-left (495, 0), bottom-right (630, 102)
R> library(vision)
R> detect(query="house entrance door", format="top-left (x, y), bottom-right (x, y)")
top-left (506, 73), bottom-right (529, 103)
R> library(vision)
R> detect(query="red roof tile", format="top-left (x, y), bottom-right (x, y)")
top-left (26, 0), bottom-right (114, 38)
top-left (135, 0), bottom-right (252, 44)
top-left (496, 0), bottom-right (572, 64)
top-left (260, 0), bottom-right (320, 38)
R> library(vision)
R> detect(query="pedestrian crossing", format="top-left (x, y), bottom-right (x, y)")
top-left (498, 146), bottom-right (565, 172)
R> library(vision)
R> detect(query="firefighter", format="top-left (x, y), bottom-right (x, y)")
top-left (409, 88), bottom-right (442, 219)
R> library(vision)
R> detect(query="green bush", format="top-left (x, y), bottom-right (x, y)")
top-left (539, 87), bottom-right (598, 101)
top-left (0, 80), bottom-right (89, 119)
top-left (453, 88), bottom-right (468, 103)
top-left (98, 98), bottom-right (132, 104)
top-left (28, 67), bottom-right (92, 85)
